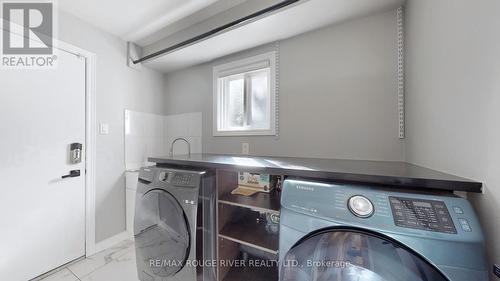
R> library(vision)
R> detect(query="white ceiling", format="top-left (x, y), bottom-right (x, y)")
top-left (58, 0), bottom-right (222, 43)
top-left (59, 0), bottom-right (405, 72)
top-left (135, 0), bottom-right (249, 46)
top-left (145, 0), bottom-right (405, 73)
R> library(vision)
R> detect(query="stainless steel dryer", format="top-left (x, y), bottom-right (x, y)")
top-left (134, 166), bottom-right (216, 281)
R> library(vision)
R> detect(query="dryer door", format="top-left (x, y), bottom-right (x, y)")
top-left (280, 229), bottom-right (448, 281)
top-left (134, 188), bottom-right (190, 278)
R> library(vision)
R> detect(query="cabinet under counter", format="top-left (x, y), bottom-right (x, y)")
top-left (216, 169), bottom-right (280, 281)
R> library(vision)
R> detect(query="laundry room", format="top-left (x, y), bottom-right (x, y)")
top-left (0, 0), bottom-right (499, 281)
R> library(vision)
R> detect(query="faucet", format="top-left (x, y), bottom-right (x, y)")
top-left (169, 137), bottom-right (191, 157)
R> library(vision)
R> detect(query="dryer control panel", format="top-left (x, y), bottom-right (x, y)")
top-left (281, 179), bottom-right (482, 239)
top-left (142, 167), bottom-right (204, 188)
top-left (389, 197), bottom-right (456, 234)
top-left (172, 173), bottom-right (195, 186)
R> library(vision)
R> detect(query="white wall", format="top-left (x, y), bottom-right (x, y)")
top-left (57, 11), bottom-right (166, 242)
top-left (125, 110), bottom-right (202, 170)
top-left (164, 10), bottom-right (405, 161)
top-left (405, 0), bottom-right (500, 278)
top-left (125, 110), bottom-right (167, 170)
top-left (164, 112), bottom-right (203, 156)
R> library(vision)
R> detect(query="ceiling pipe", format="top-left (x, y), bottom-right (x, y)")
top-left (133, 0), bottom-right (301, 64)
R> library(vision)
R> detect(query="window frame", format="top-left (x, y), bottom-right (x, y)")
top-left (213, 51), bottom-right (276, 136)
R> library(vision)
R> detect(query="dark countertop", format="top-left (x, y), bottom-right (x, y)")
top-left (149, 154), bottom-right (482, 193)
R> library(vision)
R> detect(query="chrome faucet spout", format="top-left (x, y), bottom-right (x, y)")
top-left (169, 137), bottom-right (191, 157)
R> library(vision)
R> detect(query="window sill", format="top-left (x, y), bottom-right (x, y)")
top-left (213, 129), bottom-right (276, 137)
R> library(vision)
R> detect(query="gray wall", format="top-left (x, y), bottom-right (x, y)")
top-left (164, 9), bottom-right (405, 161)
top-left (58, 11), bottom-right (166, 242)
top-left (405, 0), bottom-right (500, 277)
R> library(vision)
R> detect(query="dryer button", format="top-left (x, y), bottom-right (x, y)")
top-left (453, 207), bottom-right (464, 214)
top-left (458, 218), bottom-right (472, 232)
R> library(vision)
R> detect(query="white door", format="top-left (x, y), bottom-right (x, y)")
top-left (0, 47), bottom-right (86, 280)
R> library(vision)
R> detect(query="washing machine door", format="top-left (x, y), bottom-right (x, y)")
top-left (135, 188), bottom-right (190, 279)
top-left (280, 229), bottom-right (448, 281)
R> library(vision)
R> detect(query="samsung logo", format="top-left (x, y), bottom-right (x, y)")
top-left (295, 185), bottom-right (314, 192)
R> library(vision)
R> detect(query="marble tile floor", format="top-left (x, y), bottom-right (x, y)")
top-left (37, 239), bottom-right (139, 281)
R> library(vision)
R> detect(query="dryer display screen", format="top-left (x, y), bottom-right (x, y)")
top-left (389, 197), bottom-right (457, 234)
top-left (172, 173), bottom-right (193, 186)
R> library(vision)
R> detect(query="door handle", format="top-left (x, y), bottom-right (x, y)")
top-left (62, 170), bottom-right (81, 179)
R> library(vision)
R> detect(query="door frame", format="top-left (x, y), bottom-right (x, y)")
top-left (53, 39), bottom-right (98, 257)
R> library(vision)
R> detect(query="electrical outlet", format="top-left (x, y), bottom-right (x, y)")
top-left (242, 143), bottom-right (249, 155)
top-left (494, 264), bottom-right (500, 278)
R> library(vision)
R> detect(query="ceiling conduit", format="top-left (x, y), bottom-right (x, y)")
top-left (133, 0), bottom-right (301, 64)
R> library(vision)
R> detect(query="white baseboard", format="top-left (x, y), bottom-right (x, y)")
top-left (93, 231), bottom-right (131, 255)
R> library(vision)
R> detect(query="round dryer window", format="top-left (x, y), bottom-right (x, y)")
top-left (134, 189), bottom-right (190, 277)
top-left (281, 229), bottom-right (448, 281)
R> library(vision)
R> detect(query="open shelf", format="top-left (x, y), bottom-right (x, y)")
top-left (223, 263), bottom-right (278, 281)
top-left (219, 189), bottom-right (280, 214)
top-left (216, 170), bottom-right (281, 281)
top-left (219, 212), bottom-right (278, 255)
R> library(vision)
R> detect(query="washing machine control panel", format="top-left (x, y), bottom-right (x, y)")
top-left (389, 197), bottom-right (457, 234)
top-left (172, 173), bottom-right (194, 186)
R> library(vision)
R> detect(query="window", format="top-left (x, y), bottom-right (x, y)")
top-left (213, 52), bottom-right (276, 136)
